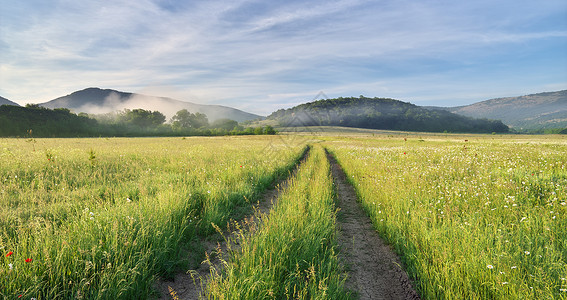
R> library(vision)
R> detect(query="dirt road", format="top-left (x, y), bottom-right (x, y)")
top-left (328, 152), bottom-right (420, 300)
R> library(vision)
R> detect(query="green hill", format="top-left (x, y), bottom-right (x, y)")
top-left (268, 96), bottom-right (509, 133)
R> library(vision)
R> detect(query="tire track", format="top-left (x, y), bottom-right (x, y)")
top-left (327, 151), bottom-right (420, 300)
top-left (155, 147), bottom-right (311, 299)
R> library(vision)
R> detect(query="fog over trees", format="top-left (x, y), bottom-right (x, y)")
top-left (0, 105), bottom-right (274, 137)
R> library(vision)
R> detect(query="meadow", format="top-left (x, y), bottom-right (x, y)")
top-left (0, 136), bottom-right (306, 298)
top-left (325, 134), bottom-right (567, 299)
top-left (207, 144), bottom-right (349, 299)
top-left (1, 133), bottom-right (566, 299)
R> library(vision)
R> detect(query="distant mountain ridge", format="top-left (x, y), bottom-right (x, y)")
top-left (40, 87), bottom-right (261, 122)
top-left (440, 90), bottom-right (567, 130)
top-left (268, 96), bottom-right (509, 133)
top-left (0, 96), bottom-right (20, 107)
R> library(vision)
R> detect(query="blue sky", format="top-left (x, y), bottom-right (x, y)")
top-left (1, 0), bottom-right (566, 115)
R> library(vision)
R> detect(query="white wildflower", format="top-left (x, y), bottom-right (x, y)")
top-left (487, 265), bottom-right (494, 269)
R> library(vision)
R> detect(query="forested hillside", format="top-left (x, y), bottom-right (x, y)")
top-left (268, 96), bottom-right (509, 133)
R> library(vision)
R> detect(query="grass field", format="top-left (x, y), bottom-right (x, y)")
top-left (325, 134), bottom-right (567, 299)
top-left (0, 136), bottom-right (306, 299)
top-left (1, 133), bottom-right (566, 299)
top-left (207, 144), bottom-right (349, 299)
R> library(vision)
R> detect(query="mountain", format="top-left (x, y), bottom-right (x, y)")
top-left (442, 90), bottom-right (567, 130)
top-left (267, 96), bottom-right (509, 133)
top-left (0, 96), bottom-right (20, 107)
top-left (39, 87), bottom-right (261, 122)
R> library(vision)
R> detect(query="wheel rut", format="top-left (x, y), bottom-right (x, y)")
top-left (327, 151), bottom-right (420, 300)
top-left (155, 147), bottom-right (310, 300)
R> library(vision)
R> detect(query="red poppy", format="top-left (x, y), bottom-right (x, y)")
top-left (18, 295), bottom-right (22, 298)
top-left (25, 258), bottom-right (32, 263)
top-left (403, 152), bottom-right (406, 155)
top-left (6, 251), bottom-right (13, 257)
top-left (240, 165), bottom-right (243, 168)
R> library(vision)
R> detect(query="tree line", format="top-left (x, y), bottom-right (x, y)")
top-left (0, 105), bottom-right (275, 137)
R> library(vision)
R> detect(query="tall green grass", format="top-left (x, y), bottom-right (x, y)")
top-left (326, 135), bottom-right (567, 299)
top-left (207, 144), bottom-right (350, 299)
top-left (0, 136), bottom-right (306, 299)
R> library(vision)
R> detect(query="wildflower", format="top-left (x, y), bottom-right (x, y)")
top-left (6, 251), bottom-right (13, 257)
top-left (502, 282), bottom-right (508, 285)
top-left (487, 265), bottom-right (494, 269)
top-left (25, 258), bottom-right (32, 263)
top-left (524, 251), bottom-right (530, 255)
top-left (8, 263), bottom-right (13, 270)
top-left (126, 197), bottom-right (131, 203)
top-left (561, 289), bottom-right (567, 292)
top-left (511, 266), bottom-right (517, 269)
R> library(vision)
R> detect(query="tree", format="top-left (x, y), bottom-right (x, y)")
top-left (171, 109), bottom-right (209, 129)
top-left (211, 118), bottom-right (239, 131)
top-left (253, 127), bottom-right (263, 135)
top-left (190, 112), bottom-right (209, 128)
top-left (171, 109), bottom-right (193, 129)
top-left (122, 109), bottom-right (165, 128)
top-left (263, 125), bottom-right (276, 135)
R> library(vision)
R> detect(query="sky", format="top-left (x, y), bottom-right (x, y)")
top-left (1, 0), bottom-right (566, 116)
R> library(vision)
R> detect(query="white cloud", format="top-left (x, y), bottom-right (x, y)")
top-left (1, 0), bottom-right (566, 113)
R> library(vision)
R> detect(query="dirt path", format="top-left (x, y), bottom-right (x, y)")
top-left (327, 152), bottom-right (420, 300)
top-left (155, 149), bottom-right (309, 300)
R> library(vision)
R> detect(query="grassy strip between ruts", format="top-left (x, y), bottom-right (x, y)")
top-left (206, 144), bottom-right (351, 299)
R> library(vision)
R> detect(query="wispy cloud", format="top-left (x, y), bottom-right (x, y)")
top-left (1, 0), bottom-right (566, 114)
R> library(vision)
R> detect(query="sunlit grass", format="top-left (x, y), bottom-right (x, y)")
top-left (206, 144), bottom-right (350, 299)
top-left (326, 135), bottom-right (567, 299)
top-left (0, 136), bottom-right (306, 299)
